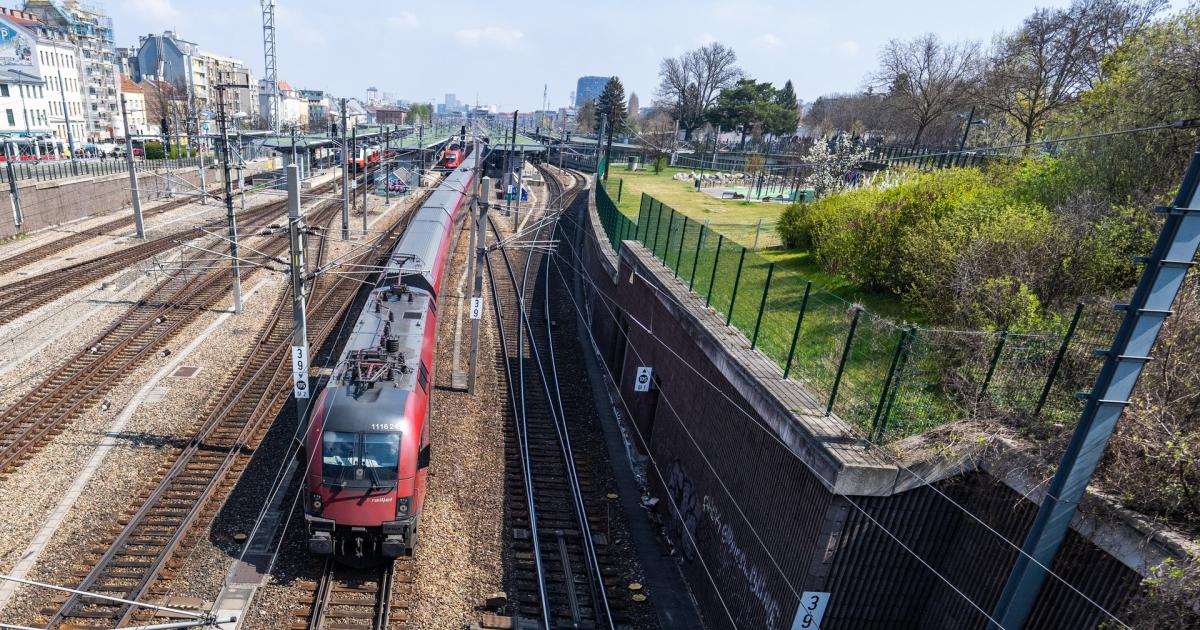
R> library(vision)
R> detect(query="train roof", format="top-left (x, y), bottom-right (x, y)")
top-left (318, 151), bottom-right (478, 431)
top-left (385, 152), bottom-right (477, 288)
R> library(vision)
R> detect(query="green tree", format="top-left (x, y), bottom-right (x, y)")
top-left (774, 79), bottom-right (801, 136)
top-left (576, 100), bottom-right (596, 134)
top-left (594, 76), bottom-right (627, 134)
top-left (707, 79), bottom-right (791, 148)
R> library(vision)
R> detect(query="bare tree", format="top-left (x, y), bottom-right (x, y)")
top-left (655, 42), bottom-right (742, 138)
top-left (872, 33), bottom-right (980, 147)
top-left (979, 0), bottom-right (1164, 145)
top-left (636, 109), bottom-right (682, 170)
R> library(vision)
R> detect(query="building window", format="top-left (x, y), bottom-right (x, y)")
top-left (6, 110), bottom-right (13, 126)
top-left (0, 85), bottom-right (7, 97)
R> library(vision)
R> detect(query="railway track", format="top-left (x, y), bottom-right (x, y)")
top-left (291, 559), bottom-right (411, 630)
top-left (0, 181), bottom-right (228, 277)
top-left (487, 166), bottom-right (618, 629)
top-left (0, 168), bottom-right (385, 475)
top-left (40, 178), bottom-right (432, 629)
top-left (0, 185), bottom-right (293, 325)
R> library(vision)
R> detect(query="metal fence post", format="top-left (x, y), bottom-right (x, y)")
top-left (617, 178), bottom-right (623, 203)
top-left (871, 327), bottom-right (910, 442)
top-left (726, 247), bottom-right (747, 325)
top-left (826, 307), bottom-right (863, 415)
top-left (878, 327), bottom-right (918, 441)
top-left (634, 193), bottom-right (648, 242)
top-left (750, 262), bottom-right (775, 349)
top-left (783, 281), bottom-right (813, 379)
top-left (661, 209), bottom-right (676, 266)
top-left (651, 202), bottom-right (665, 255)
top-left (705, 234), bottom-right (724, 307)
top-left (689, 223), bottom-right (706, 290)
top-left (674, 218), bottom-right (689, 278)
top-left (978, 331), bottom-right (1009, 403)
top-left (1034, 303), bottom-right (1084, 417)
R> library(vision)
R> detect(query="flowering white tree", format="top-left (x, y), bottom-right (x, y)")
top-left (802, 135), bottom-right (874, 198)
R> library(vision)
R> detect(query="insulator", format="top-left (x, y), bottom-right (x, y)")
top-left (385, 336), bottom-right (400, 354)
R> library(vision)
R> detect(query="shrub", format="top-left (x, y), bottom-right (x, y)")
top-left (802, 167), bottom-right (997, 293)
top-left (776, 201), bottom-right (811, 249)
top-left (143, 141), bottom-right (165, 160)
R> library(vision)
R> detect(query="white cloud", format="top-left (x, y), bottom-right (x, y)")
top-left (697, 32), bottom-right (717, 45)
top-left (123, 0), bottom-right (178, 22)
top-left (836, 39), bottom-right (861, 56)
top-left (757, 33), bottom-right (781, 48)
top-left (454, 26), bottom-right (524, 48)
top-left (388, 12), bottom-right (419, 30)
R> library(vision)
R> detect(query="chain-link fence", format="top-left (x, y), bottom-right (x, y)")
top-left (594, 183), bottom-right (1110, 443)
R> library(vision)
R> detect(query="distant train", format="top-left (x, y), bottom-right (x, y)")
top-left (304, 148), bottom-right (477, 565)
top-left (438, 148), bottom-right (464, 169)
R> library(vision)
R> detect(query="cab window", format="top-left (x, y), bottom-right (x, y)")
top-left (321, 431), bottom-right (357, 480)
top-left (362, 433), bottom-right (401, 481)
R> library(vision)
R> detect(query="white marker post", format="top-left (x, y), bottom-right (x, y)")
top-left (287, 164), bottom-right (310, 419)
top-left (790, 592), bottom-right (831, 630)
top-left (634, 366), bottom-right (653, 392)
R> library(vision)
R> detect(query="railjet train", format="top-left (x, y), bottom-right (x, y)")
top-left (304, 150), bottom-right (478, 564)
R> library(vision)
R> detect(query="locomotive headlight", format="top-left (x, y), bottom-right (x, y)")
top-left (396, 496), bottom-right (411, 517)
top-left (311, 493), bottom-right (323, 512)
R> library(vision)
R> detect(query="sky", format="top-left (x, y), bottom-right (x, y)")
top-left (107, 0), bottom-right (1189, 111)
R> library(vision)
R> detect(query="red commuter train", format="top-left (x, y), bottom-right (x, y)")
top-left (304, 149), bottom-right (477, 565)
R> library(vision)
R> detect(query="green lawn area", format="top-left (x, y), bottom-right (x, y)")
top-left (598, 169), bottom-right (953, 439)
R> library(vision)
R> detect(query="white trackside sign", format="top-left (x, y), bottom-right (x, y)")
top-left (791, 592), bottom-right (830, 629)
top-left (292, 345), bottom-right (310, 399)
top-left (634, 366), bottom-right (652, 392)
top-left (470, 297), bottom-right (484, 320)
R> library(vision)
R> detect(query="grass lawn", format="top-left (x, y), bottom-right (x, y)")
top-left (605, 167), bottom-right (786, 248)
top-left (600, 168), bottom-right (955, 438)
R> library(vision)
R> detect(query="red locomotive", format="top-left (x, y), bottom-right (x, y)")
top-left (304, 150), bottom-right (477, 564)
top-left (439, 148), bottom-right (464, 169)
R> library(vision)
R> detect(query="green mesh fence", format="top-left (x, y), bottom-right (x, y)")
top-left (592, 186), bottom-right (1099, 443)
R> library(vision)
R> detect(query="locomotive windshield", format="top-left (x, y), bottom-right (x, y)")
top-left (321, 431), bottom-right (401, 487)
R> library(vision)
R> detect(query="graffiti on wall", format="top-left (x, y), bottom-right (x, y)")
top-left (703, 494), bottom-right (783, 630)
top-left (664, 458), bottom-right (783, 629)
top-left (666, 460), bottom-right (700, 561)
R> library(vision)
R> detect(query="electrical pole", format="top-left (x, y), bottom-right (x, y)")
top-left (384, 126), bottom-right (391, 204)
top-left (514, 147), bottom-right (525, 226)
top-left (361, 127), bottom-right (368, 234)
top-left (236, 129), bottom-right (245, 211)
top-left (594, 113), bottom-right (607, 176)
top-left (197, 118), bottom-right (208, 205)
top-left (467, 176), bottom-right (490, 394)
top-left (216, 83), bottom-right (247, 314)
top-left (340, 98), bottom-right (349, 239)
top-left (119, 95), bottom-right (145, 238)
top-left (958, 105), bottom-right (977, 153)
top-left (350, 126), bottom-right (358, 227)
top-left (287, 162), bottom-right (310, 417)
top-left (54, 67), bottom-right (76, 167)
top-left (5, 141), bottom-right (22, 228)
top-left (604, 104), bottom-right (616, 181)
top-left (507, 110), bottom-right (518, 214)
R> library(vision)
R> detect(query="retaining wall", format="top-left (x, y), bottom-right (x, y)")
top-left (569, 177), bottom-right (1169, 629)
